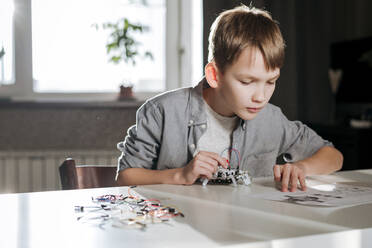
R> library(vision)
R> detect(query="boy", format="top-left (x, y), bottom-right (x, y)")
top-left (116, 5), bottom-right (343, 192)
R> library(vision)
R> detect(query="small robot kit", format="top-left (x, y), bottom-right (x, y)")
top-left (202, 148), bottom-right (252, 186)
top-left (202, 167), bottom-right (252, 186)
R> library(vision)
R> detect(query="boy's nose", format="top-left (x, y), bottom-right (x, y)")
top-left (252, 86), bottom-right (265, 102)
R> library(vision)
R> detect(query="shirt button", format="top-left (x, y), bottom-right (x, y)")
top-left (201, 124), bottom-right (206, 129)
top-left (189, 120), bottom-right (194, 125)
top-left (190, 144), bottom-right (195, 149)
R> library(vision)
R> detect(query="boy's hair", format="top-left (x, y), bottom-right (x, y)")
top-left (208, 5), bottom-right (285, 73)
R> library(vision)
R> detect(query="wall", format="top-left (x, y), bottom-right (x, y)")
top-left (0, 101), bottom-right (140, 151)
top-left (203, 0), bottom-right (372, 123)
top-left (0, 101), bottom-right (141, 193)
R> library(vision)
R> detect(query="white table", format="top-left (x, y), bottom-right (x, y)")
top-left (1, 169), bottom-right (372, 248)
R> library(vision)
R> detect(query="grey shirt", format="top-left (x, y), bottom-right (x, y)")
top-left (117, 78), bottom-right (333, 177)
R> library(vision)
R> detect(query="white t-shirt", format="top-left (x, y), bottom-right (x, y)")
top-left (195, 101), bottom-right (239, 159)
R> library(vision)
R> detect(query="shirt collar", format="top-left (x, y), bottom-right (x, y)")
top-left (189, 77), bottom-right (247, 128)
top-left (189, 78), bottom-right (208, 125)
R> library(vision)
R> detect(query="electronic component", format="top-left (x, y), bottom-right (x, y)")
top-left (76, 190), bottom-right (184, 230)
top-left (202, 167), bottom-right (252, 186)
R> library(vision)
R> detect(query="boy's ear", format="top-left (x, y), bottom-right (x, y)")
top-left (205, 62), bottom-right (219, 88)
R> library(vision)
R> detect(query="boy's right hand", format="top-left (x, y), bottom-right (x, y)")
top-left (180, 151), bottom-right (229, 185)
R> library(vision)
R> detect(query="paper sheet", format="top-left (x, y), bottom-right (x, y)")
top-left (250, 182), bottom-right (372, 207)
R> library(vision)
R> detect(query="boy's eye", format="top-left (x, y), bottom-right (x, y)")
top-left (267, 81), bottom-right (276, 85)
top-left (240, 80), bottom-right (253, 85)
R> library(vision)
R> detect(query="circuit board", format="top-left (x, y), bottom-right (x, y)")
top-left (202, 167), bottom-right (251, 186)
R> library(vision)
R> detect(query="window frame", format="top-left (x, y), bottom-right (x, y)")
top-left (0, 0), bottom-right (199, 102)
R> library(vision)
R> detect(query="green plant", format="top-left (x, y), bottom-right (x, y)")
top-left (93, 17), bottom-right (153, 66)
top-left (0, 47), bottom-right (5, 59)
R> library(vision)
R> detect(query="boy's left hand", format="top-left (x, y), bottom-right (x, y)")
top-left (273, 163), bottom-right (307, 192)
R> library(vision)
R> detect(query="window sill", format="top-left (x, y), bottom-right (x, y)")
top-left (0, 91), bottom-right (165, 109)
top-left (0, 99), bottom-right (145, 109)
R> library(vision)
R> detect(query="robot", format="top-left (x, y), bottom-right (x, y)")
top-left (202, 167), bottom-right (251, 186)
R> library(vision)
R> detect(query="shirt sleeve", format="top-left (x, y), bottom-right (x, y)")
top-left (117, 101), bottom-right (163, 172)
top-left (277, 109), bottom-right (333, 163)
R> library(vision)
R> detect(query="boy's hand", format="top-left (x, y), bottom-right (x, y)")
top-left (181, 151), bottom-right (229, 185)
top-left (273, 163), bottom-right (307, 192)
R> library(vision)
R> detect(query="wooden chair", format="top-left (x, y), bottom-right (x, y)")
top-left (59, 158), bottom-right (118, 190)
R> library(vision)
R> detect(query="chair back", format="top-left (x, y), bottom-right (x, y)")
top-left (59, 158), bottom-right (117, 190)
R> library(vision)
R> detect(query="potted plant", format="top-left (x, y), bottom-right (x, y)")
top-left (93, 15), bottom-right (153, 100)
top-left (1, 46), bottom-right (5, 84)
top-left (0, 47), bottom-right (4, 59)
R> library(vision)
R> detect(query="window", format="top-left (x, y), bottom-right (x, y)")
top-left (0, 0), bottom-right (203, 101)
top-left (32, 0), bottom-right (166, 93)
top-left (0, 0), bottom-right (15, 85)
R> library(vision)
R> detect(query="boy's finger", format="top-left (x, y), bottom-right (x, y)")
top-left (222, 159), bottom-right (229, 169)
top-left (281, 165), bottom-right (291, 192)
top-left (198, 167), bottom-right (213, 179)
top-left (198, 156), bottom-right (219, 171)
top-left (290, 172), bottom-right (298, 192)
top-left (273, 165), bottom-right (281, 181)
top-left (199, 162), bottom-right (217, 174)
top-left (203, 151), bottom-right (229, 168)
top-left (299, 174), bottom-right (307, 191)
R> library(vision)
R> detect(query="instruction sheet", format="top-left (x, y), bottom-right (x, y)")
top-left (250, 182), bottom-right (372, 207)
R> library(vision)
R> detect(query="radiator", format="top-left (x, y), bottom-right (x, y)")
top-left (0, 150), bottom-right (120, 194)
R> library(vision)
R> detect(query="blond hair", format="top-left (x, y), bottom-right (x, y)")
top-left (208, 5), bottom-right (285, 73)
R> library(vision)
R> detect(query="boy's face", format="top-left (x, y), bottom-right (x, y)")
top-left (215, 47), bottom-right (280, 120)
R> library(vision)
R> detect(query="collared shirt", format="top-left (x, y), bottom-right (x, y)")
top-left (117, 78), bottom-right (333, 177)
